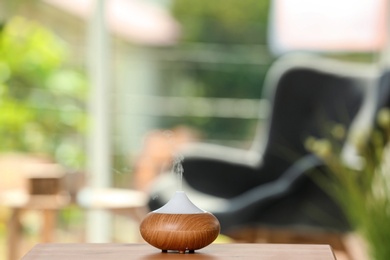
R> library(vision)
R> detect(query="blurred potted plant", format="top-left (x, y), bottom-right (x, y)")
top-left (306, 109), bottom-right (390, 260)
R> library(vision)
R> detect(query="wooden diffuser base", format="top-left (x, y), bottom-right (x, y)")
top-left (140, 191), bottom-right (220, 253)
top-left (140, 212), bottom-right (220, 254)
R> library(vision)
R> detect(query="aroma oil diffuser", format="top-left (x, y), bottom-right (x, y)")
top-left (140, 191), bottom-right (220, 254)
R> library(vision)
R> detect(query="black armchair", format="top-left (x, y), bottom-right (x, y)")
top-left (147, 54), bottom-right (378, 236)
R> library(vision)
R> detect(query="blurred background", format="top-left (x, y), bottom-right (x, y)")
top-left (0, 0), bottom-right (388, 259)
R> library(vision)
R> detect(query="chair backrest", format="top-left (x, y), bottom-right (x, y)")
top-left (253, 55), bottom-right (377, 183)
top-left (376, 69), bottom-right (390, 111)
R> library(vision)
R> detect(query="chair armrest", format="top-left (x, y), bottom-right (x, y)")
top-left (181, 157), bottom-right (260, 198)
top-left (225, 154), bottom-right (323, 215)
top-left (180, 142), bottom-right (261, 166)
top-left (170, 143), bottom-right (262, 198)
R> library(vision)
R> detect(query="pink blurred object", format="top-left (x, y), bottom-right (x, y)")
top-left (270, 0), bottom-right (388, 54)
top-left (43, 0), bottom-right (180, 46)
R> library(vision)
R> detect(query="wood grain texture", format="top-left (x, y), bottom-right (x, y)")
top-left (22, 243), bottom-right (337, 260)
top-left (140, 212), bottom-right (220, 253)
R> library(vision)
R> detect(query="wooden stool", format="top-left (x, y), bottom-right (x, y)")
top-left (77, 187), bottom-right (147, 220)
top-left (76, 187), bottom-right (148, 241)
top-left (1, 163), bottom-right (70, 260)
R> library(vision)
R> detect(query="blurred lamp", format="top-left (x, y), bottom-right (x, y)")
top-left (43, 0), bottom-right (179, 46)
top-left (269, 0), bottom-right (388, 55)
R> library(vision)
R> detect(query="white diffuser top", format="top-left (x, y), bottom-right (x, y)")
top-left (153, 191), bottom-right (205, 214)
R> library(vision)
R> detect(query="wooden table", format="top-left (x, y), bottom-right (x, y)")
top-left (22, 243), bottom-right (337, 260)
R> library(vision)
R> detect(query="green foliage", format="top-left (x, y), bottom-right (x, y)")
top-left (0, 16), bottom-right (87, 168)
top-left (173, 0), bottom-right (270, 44)
top-left (307, 109), bottom-right (390, 260)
